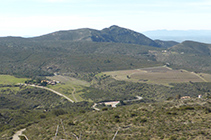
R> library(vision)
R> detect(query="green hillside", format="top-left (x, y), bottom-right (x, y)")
top-left (155, 41), bottom-right (211, 73)
top-left (170, 41), bottom-right (211, 55)
top-left (0, 39), bottom-right (162, 77)
top-left (1, 26), bottom-right (210, 78)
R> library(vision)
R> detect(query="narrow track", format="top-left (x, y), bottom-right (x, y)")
top-left (28, 84), bottom-right (74, 103)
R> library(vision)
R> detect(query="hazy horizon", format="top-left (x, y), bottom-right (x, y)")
top-left (1, 0), bottom-right (211, 37)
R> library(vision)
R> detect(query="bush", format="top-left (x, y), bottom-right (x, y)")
top-left (68, 121), bottom-right (75, 126)
top-left (114, 115), bottom-right (120, 119)
top-left (130, 113), bottom-right (137, 117)
top-left (102, 107), bottom-right (108, 111)
top-left (19, 136), bottom-right (27, 140)
top-left (79, 110), bottom-right (86, 114)
top-left (39, 114), bottom-right (46, 119)
top-left (179, 106), bottom-right (194, 111)
top-left (140, 118), bottom-right (147, 123)
top-left (169, 135), bottom-right (177, 140)
top-left (53, 109), bottom-right (67, 116)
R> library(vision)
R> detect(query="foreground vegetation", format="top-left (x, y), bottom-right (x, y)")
top-left (0, 75), bottom-right (92, 139)
top-left (1, 71), bottom-right (211, 139)
top-left (17, 98), bottom-right (211, 140)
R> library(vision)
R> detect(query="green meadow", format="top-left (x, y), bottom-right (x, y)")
top-left (0, 75), bottom-right (28, 85)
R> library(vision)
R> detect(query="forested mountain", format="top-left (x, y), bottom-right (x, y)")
top-left (0, 26), bottom-right (210, 78)
top-left (0, 40), bottom-right (161, 77)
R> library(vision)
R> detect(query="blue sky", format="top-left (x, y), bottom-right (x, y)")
top-left (1, 0), bottom-right (211, 37)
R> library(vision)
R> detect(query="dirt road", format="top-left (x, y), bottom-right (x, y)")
top-left (92, 103), bottom-right (100, 111)
top-left (12, 128), bottom-right (26, 140)
top-left (29, 84), bottom-right (74, 103)
top-left (72, 87), bottom-right (78, 102)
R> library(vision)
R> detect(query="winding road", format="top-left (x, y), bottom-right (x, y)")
top-left (92, 103), bottom-right (100, 111)
top-left (28, 84), bottom-right (74, 103)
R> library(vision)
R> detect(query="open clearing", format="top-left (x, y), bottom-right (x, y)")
top-left (47, 75), bottom-right (90, 87)
top-left (0, 75), bottom-right (28, 85)
top-left (47, 75), bottom-right (91, 102)
top-left (104, 66), bottom-right (211, 85)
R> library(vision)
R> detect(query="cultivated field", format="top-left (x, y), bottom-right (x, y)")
top-left (104, 66), bottom-right (211, 85)
top-left (197, 73), bottom-right (211, 82)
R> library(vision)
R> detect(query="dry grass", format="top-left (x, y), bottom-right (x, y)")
top-left (47, 75), bottom-right (90, 87)
top-left (104, 66), bottom-right (211, 86)
top-left (197, 73), bottom-right (211, 82)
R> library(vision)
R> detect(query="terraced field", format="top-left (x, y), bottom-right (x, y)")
top-left (104, 66), bottom-right (211, 85)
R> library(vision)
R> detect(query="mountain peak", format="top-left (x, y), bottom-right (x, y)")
top-left (31, 25), bottom-right (160, 47)
top-left (109, 25), bottom-right (120, 29)
top-left (104, 25), bottom-right (130, 32)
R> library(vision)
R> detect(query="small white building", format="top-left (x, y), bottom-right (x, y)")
top-left (198, 94), bottom-right (202, 98)
top-left (104, 101), bottom-right (120, 108)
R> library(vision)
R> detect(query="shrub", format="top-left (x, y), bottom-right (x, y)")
top-left (19, 136), bottom-right (27, 140)
top-left (166, 112), bottom-right (177, 115)
top-left (102, 107), bottom-right (108, 111)
top-left (39, 114), bottom-right (46, 119)
top-left (53, 109), bottom-right (67, 116)
top-left (114, 115), bottom-right (120, 119)
top-left (130, 113), bottom-right (137, 117)
top-left (140, 118), bottom-right (147, 123)
top-left (179, 106), bottom-right (194, 111)
top-left (80, 110), bottom-right (86, 114)
top-left (68, 121), bottom-right (75, 126)
top-left (169, 135), bottom-right (177, 140)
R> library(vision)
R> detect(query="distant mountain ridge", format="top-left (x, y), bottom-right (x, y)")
top-left (0, 25), bottom-right (179, 48)
top-left (32, 25), bottom-right (160, 47)
top-left (143, 30), bottom-right (211, 43)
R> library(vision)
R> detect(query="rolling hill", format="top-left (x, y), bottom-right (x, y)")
top-left (170, 41), bottom-right (211, 55)
top-left (155, 41), bottom-right (211, 73)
